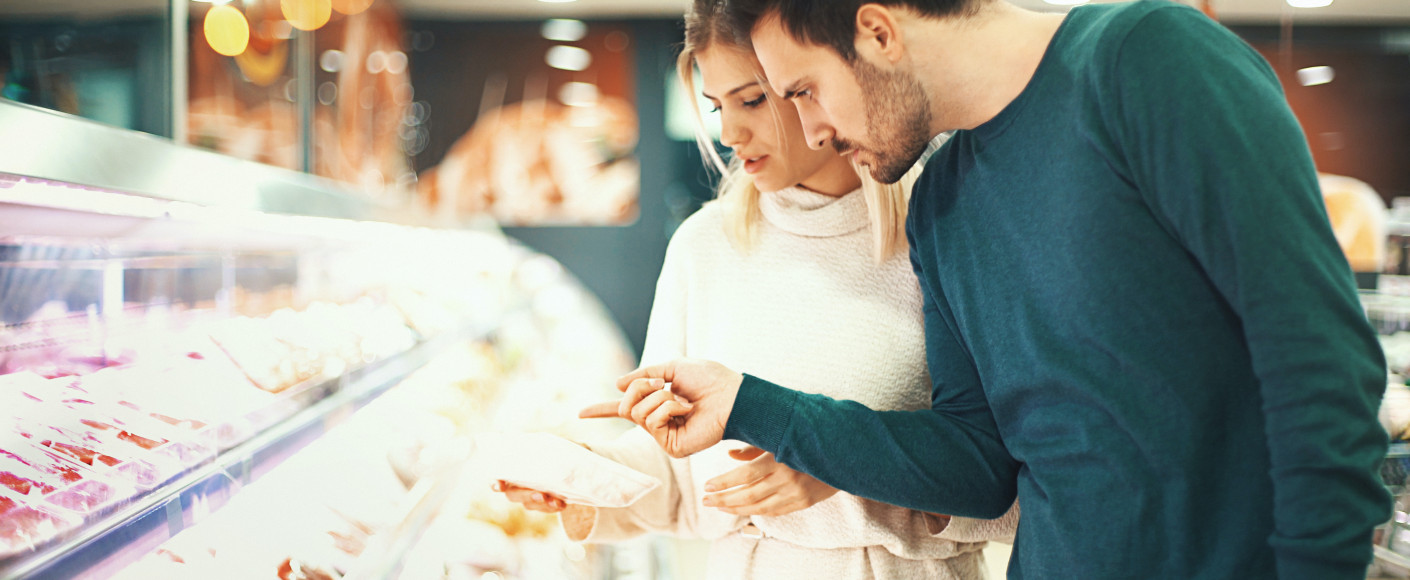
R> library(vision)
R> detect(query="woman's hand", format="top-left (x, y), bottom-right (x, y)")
top-left (492, 480), bottom-right (598, 540)
top-left (492, 480), bottom-right (568, 512)
top-left (700, 446), bottom-right (839, 517)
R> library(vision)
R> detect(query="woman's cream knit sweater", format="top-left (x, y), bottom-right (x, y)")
top-left (575, 187), bottom-right (1018, 579)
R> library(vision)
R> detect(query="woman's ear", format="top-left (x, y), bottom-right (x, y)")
top-left (855, 4), bottom-right (906, 65)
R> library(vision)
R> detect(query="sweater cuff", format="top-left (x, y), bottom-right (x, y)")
top-left (723, 374), bottom-right (798, 454)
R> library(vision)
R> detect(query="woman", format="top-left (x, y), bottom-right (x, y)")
top-left (495, 1), bottom-right (1017, 577)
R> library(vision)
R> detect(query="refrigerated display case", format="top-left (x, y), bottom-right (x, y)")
top-left (0, 99), bottom-right (641, 579)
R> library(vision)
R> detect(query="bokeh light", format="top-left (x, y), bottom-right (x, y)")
top-left (332, 0), bottom-right (376, 15)
top-left (281, 0), bottom-right (333, 31)
top-left (204, 5), bottom-right (250, 57)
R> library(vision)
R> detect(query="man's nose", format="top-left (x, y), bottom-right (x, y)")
top-left (798, 107), bottom-right (834, 151)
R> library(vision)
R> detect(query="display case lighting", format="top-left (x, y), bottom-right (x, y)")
top-left (545, 45), bottom-right (592, 71)
top-left (1297, 65), bottom-right (1335, 86)
top-left (541, 19), bottom-right (587, 42)
top-left (558, 81), bottom-right (599, 107)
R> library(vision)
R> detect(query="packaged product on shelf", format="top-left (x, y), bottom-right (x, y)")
top-left (0, 487), bottom-right (82, 559)
top-left (1383, 382), bottom-right (1410, 441)
top-left (204, 316), bottom-right (302, 393)
top-left (0, 442), bottom-right (123, 515)
top-left (5, 375), bottom-right (211, 488)
top-left (80, 334), bottom-right (283, 447)
top-left (386, 288), bottom-right (456, 338)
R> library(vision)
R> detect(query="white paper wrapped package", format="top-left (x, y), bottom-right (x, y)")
top-left (473, 432), bottom-right (659, 508)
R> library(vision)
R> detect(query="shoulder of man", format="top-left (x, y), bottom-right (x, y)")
top-left (1074, 0), bottom-right (1217, 66)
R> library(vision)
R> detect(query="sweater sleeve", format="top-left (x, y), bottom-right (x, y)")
top-left (723, 225), bottom-right (1019, 519)
top-left (933, 500), bottom-right (1019, 545)
top-left (1108, 7), bottom-right (1390, 578)
top-left (572, 429), bottom-right (692, 542)
top-left (574, 235), bottom-right (698, 542)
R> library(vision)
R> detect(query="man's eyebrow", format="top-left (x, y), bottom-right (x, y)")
top-left (778, 79), bottom-right (809, 100)
top-left (701, 81), bottom-right (760, 101)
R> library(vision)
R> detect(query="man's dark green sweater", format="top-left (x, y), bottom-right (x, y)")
top-left (723, 2), bottom-right (1390, 578)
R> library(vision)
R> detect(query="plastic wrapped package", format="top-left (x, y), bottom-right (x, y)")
top-left (204, 317), bottom-right (302, 393)
top-left (473, 432), bottom-right (659, 508)
top-left (14, 416), bottom-right (162, 492)
top-left (0, 487), bottom-right (81, 559)
top-left (5, 374), bottom-right (215, 489)
top-left (76, 343), bottom-right (282, 448)
top-left (0, 443), bottom-right (124, 514)
top-left (334, 300), bottom-right (418, 361)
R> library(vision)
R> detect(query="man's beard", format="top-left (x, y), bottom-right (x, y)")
top-left (844, 58), bottom-right (933, 184)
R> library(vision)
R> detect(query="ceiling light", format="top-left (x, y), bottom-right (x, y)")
top-left (1287, 0), bottom-right (1332, 7)
top-left (545, 45), bottom-right (591, 72)
top-left (1043, 0), bottom-right (1089, 5)
top-left (1296, 66), bottom-right (1335, 86)
top-left (537, 0), bottom-right (578, 3)
top-left (541, 19), bottom-right (587, 42)
top-left (559, 82), bottom-right (599, 107)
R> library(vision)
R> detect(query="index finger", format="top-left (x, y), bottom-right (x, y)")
top-left (579, 401), bottom-right (621, 419)
top-left (615, 361), bottom-right (677, 391)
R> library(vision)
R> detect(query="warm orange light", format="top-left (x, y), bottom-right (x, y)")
top-left (331, 0), bottom-right (375, 15)
top-left (281, 0), bottom-right (332, 31)
top-left (204, 5), bottom-right (250, 57)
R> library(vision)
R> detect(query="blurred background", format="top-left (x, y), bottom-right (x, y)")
top-left (0, 0), bottom-right (1406, 354)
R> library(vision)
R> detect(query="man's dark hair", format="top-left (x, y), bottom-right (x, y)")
top-left (724, 0), bottom-right (981, 62)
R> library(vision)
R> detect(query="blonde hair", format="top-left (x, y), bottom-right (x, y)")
top-left (678, 0), bottom-right (914, 262)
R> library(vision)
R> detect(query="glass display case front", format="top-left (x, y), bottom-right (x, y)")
top-left (0, 167), bottom-right (638, 579)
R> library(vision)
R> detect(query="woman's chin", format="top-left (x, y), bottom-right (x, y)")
top-left (753, 177), bottom-right (784, 193)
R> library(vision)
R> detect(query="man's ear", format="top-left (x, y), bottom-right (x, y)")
top-left (855, 4), bottom-right (906, 65)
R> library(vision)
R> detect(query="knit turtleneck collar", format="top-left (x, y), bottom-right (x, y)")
top-left (757, 186), bottom-right (868, 238)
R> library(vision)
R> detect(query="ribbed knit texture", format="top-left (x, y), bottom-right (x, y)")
top-left (579, 187), bottom-right (1016, 579)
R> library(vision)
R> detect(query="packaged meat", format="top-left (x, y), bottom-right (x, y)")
top-left (0, 487), bottom-right (82, 559)
top-left (12, 418), bottom-right (165, 491)
top-left (0, 444), bottom-right (121, 515)
top-left (472, 432), bottom-right (660, 508)
top-left (205, 317), bottom-right (301, 393)
top-left (76, 356), bottom-right (274, 449)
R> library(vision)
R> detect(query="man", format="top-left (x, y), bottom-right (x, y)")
top-left (589, 0), bottom-right (1390, 577)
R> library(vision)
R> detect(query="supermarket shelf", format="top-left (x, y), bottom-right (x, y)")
top-left (0, 325), bottom-right (486, 580)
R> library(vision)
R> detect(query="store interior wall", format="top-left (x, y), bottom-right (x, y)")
top-left (1231, 24), bottom-right (1410, 202)
top-left (408, 18), bottom-right (710, 358)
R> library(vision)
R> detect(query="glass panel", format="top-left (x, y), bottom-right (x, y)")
top-left (186, 0), bottom-right (302, 171)
top-left (0, 0), bottom-right (171, 136)
top-left (311, 2), bottom-right (416, 198)
top-left (408, 19), bottom-right (642, 226)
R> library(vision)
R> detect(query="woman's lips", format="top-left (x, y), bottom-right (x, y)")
top-left (743, 155), bottom-right (768, 174)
